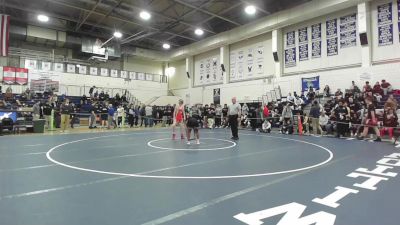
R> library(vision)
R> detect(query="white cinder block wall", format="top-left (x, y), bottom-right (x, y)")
top-left (169, 0), bottom-right (400, 106)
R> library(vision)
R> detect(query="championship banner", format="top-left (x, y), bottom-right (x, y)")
top-left (100, 68), bottom-right (109, 77)
top-left (311, 23), bottom-right (322, 59)
top-left (110, 69), bottom-right (118, 78)
top-left (78, 65), bottom-right (87, 75)
top-left (213, 88), bottom-right (220, 105)
top-left (25, 59), bottom-right (37, 70)
top-left (42, 62), bottom-right (52, 71)
top-left (145, 73), bottom-right (153, 81)
top-left (326, 18), bottom-right (338, 56)
top-left (120, 71), bottom-right (128, 79)
top-left (15, 68), bottom-right (28, 85)
top-left (298, 27), bottom-right (309, 61)
top-left (90, 67), bottom-right (98, 76)
top-left (377, 2), bottom-right (393, 46)
top-left (301, 76), bottom-right (320, 92)
top-left (67, 64), bottom-right (76, 73)
top-left (340, 14), bottom-right (357, 48)
top-left (3, 66), bottom-right (15, 84)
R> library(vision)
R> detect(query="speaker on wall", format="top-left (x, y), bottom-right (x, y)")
top-left (186, 72), bottom-right (190, 79)
top-left (359, 32), bottom-right (368, 46)
top-left (273, 51), bottom-right (279, 62)
top-left (221, 64), bottom-right (225, 72)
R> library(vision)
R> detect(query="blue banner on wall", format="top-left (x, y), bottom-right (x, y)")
top-left (378, 2), bottom-right (393, 46)
top-left (286, 31), bottom-right (295, 47)
top-left (299, 44), bottom-right (309, 61)
top-left (302, 76), bottom-right (320, 92)
top-left (285, 47), bottom-right (296, 68)
top-left (312, 41), bottom-right (321, 58)
top-left (298, 27), bottom-right (308, 44)
top-left (326, 19), bottom-right (338, 38)
top-left (327, 37), bottom-right (338, 56)
top-left (312, 23), bottom-right (321, 40)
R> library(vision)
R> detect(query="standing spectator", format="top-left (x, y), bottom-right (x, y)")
top-left (89, 109), bottom-right (97, 129)
top-left (242, 103), bottom-right (249, 115)
top-left (117, 105), bottom-right (125, 128)
top-left (128, 105), bottom-right (135, 128)
top-left (358, 97), bottom-right (382, 142)
top-left (107, 104), bottom-right (116, 129)
top-left (310, 100), bottom-right (323, 135)
top-left (60, 99), bottom-right (72, 132)
top-left (222, 104), bottom-right (229, 128)
top-left (228, 97), bottom-right (242, 140)
top-left (350, 81), bottom-right (361, 94)
top-left (215, 104), bottom-right (222, 128)
top-left (335, 100), bottom-right (349, 138)
top-left (281, 102), bottom-right (293, 122)
top-left (32, 102), bottom-right (41, 120)
top-left (89, 86), bottom-right (96, 98)
top-left (139, 105), bottom-right (145, 127)
top-left (380, 108), bottom-right (398, 141)
top-left (381, 79), bottom-right (392, 95)
top-left (287, 93), bottom-right (295, 103)
top-left (207, 103), bottom-right (216, 129)
top-left (99, 91), bottom-right (105, 101)
top-left (42, 102), bottom-right (53, 129)
top-left (145, 105), bottom-right (153, 127)
top-left (100, 103), bottom-right (108, 128)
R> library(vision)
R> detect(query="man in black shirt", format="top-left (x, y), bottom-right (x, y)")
top-left (335, 100), bottom-right (349, 138)
top-left (222, 104), bottom-right (228, 128)
top-left (42, 102), bottom-right (53, 129)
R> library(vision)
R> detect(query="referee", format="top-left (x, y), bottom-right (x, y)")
top-left (228, 97), bottom-right (241, 140)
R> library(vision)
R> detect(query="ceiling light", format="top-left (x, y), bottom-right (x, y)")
top-left (113, 31), bottom-right (122, 38)
top-left (194, 28), bottom-right (204, 36)
top-left (162, 43), bottom-right (171, 49)
top-left (139, 11), bottom-right (151, 20)
top-left (244, 5), bottom-right (256, 15)
top-left (37, 14), bottom-right (49, 22)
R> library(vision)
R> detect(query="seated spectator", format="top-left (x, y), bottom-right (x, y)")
top-left (294, 96), bottom-right (304, 110)
top-left (261, 120), bottom-right (271, 133)
top-left (350, 81), bottom-right (361, 94)
top-left (335, 88), bottom-right (343, 98)
top-left (280, 118), bottom-right (294, 134)
top-left (372, 81), bottom-right (383, 96)
top-left (323, 85), bottom-right (331, 97)
top-left (319, 111), bottom-right (329, 134)
top-left (287, 93), bottom-right (295, 103)
top-left (363, 81), bottom-right (372, 93)
top-left (384, 94), bottom-right (398, 111)
top-left (99, 91), bottom-right (105, 101)
top-left (381, 79), bottom-right (392, 95)
top-left (380, 108), bottom-right (398, 140)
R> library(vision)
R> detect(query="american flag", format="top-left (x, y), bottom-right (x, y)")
top-left (0, 14), bottom-right (10, 57)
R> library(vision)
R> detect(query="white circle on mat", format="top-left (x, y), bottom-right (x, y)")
top-left (46, 133), bottom-right (334, 179)
top-left (147, 138), bottom-right (236, 151)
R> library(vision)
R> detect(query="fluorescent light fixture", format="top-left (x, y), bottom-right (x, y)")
top-left (113, 31), bottom-right (122, 38)
top-left (162, 43), bottom-right (171, 49)
top-left (244, 5), bottom-right (256, 15)
top-left (139, 11), bottom-right (151, 20)
top-left (37, 14), bottom-right (49, 22)
top-left (194, 28), bottom-right (204, 36)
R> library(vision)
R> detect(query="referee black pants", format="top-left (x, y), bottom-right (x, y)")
top-left (229, 115), bottom-right (239, 138)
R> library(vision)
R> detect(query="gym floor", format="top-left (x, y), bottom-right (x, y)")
top-left (0, 128), bottom-right (399, 225)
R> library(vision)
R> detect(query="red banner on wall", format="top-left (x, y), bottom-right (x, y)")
top-left (15, 68), bottom-right (28, 85)
top-left (3, 66), bottom-right (16, 84)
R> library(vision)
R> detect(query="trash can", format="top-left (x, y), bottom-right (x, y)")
top-left (33, 119), bottom-right (46, 133)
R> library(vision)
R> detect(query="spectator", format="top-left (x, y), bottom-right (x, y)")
top-left (358, 97), bottom-right (382, 142)
top-left (117, 105), bottom-right (125, 128)
top-left (335, 89), bottom-right (343, 98)
top-left (319, 111), bottom-right (329, 134)
top-left (323, 85), bottom-right (331, 97)
top-left (99, 103), bottom-right (108, 128)
top-left (99, 91), bottom-right (105, 101)
top-left (42, 102), bottom-right (53, 129)
top-left (215, 104), bottom-right (222, 128)
top-left (384, 94), bottom-right (398, 111)
top-left (350, 81), bottom-right (361, 94)
top-left (32, 102), bottom-right (41, 120)
top-left (372, 81), bottom-right (383, 96)
top-left (381, 79), bottom-right (392, 95)
top-left (310, 100), bottom-right (323, 136)
top-left (281, 102), bottom-right (293, 121)
top-left (363, 81), bottom-right (372, 93)
top-left (89, 109), bottom-right (97, 129)
top-left (261, 120), bottom-right (272, 133)
top-left (242, 103), bottom-right (249, 115)
top-left (287, 93), bottom-right (295, 103)
top-left (145, 105), bottom-right (153, 127)
top-left (89, 86), bottom-right (96, 97)
top-left (207, 103), bottom-right (216, 129)
top-left (335, 100), bottom-right (349, 138)
top-left (380, 108), bottom-right (398, 141)
top-left (107, 104), bottom-right (116, 129)
top-left (60, 99), bottom-right (72, 132)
